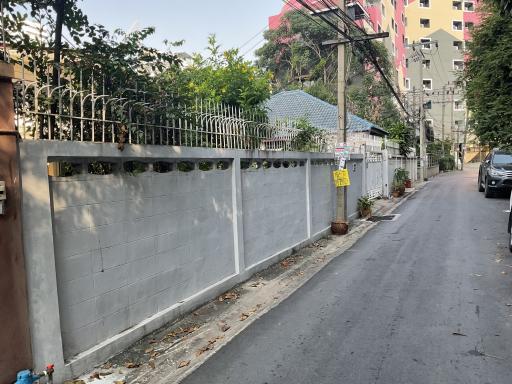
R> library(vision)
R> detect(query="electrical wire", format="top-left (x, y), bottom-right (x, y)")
top-left (238, 26), bottom-right (268, 51)
top-left (240, 38), bottom-right (266, 58)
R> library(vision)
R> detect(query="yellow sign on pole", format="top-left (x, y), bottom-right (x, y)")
top-left (333, 169), bottom-right (351, 187)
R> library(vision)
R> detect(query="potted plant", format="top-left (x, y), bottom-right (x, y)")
top-left (392, 181), bottom-right (402, 198)
top-left (357, 195), bottom-right (374, 218)
top-left (394, 168), bottom-right (408, 196)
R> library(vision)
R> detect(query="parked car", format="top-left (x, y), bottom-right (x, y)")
top-left (509, 191), bottom-right (512, 252)
top-left (478, 150), bottom-right (512, 198)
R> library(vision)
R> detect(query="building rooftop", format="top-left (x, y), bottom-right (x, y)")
top-left (264, 90), bottom-right (388, 137)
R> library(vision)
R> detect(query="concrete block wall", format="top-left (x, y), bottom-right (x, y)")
top-left (19, 141), bottom-right (336, 383)
top-left (51, 169), bottom-right (235, 359)
top-left (346, 158), bottom-right (364, 220)
top-left (310, 162), bottom-right (336, 235)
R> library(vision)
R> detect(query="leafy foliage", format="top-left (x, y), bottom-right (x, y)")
top-left (256, 11), bottom-right (337, 89)
top-left (256, 10), bottom-right (402, 130)
top-left (165, 35), bottom-right (272, 110)
top-left (464, 0), bottom-right (512, 148)
top-left (291, 118), bottom-right (325, 151)
top-left (387, 121), bottom-right (415, 156)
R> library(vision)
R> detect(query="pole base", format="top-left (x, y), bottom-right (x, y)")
top-left (331, 220), bottom-right (349, 235)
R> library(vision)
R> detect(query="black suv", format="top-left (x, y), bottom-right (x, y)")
top-left (478, 150), bottom-right (512, 198)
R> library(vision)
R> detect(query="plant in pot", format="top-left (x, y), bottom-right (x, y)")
top-left (391, 181), bottom-right (402, 198)
top-left (394, 168), bottom-right (408, 196)
top-left (357, 195), bottom-right (374, 218)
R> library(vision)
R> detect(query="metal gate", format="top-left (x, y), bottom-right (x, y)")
top-left (365, 151), bottom-right (384, 199)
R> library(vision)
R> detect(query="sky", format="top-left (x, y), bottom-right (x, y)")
top-left (79, 0), bottom-right (284, 61)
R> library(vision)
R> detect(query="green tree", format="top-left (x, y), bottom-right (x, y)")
top-left (256, 11), bottom-right (337, 89)
top-left (387, 121), bottom-right (415, 156)
top-left (165, 35), bottom-right (272, 109)
top-left (256, 10), bottom-right (401, 130)
top-left (1, 0), bottom-right (90, 84)
top-left (464, 0), bottom-right (512, 148)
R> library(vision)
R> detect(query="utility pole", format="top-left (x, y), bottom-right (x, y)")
top-left (419, 50), bottom-right (426, 181)
top-left (449, 85), bottom-right (455, 169)
top-left (336, 0), bottom-right (348, 225)
top-left (407, 40), bottom-right (436, 181)
top-left (441, 84), bottom-right (446, 155)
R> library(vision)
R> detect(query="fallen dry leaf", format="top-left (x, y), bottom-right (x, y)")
top-left (148, 361), bottom-right (156, 369)
top-left (101, 362), bottom-right (113, 369)
top-left (502, 271), bottom-right (508, 275)
top-left (452, 332), bottom-right (467, 337)
top-left (506, 304), bottom-right (512, 307)
top-left (240, 313), bottom-right (249, 321)
top-left (124, 361), bottom-right (140, 369)
top-left (144, 347), bottom-right (154, 354)
top-left (89, 372), bottom-right (101, 380)
top-left (218, 291), bottom-right (238, 302)
top-left (149, 351), bottom-right (160, 358)
top-left (64, 381), bottom-right (86, 384)
top-left (178, 360), bottom-right (190, 368)
top-left (220, 324), bottom-right (231, 332)
top-left (113, 381), bottom-right (126, 384)
top-left (149, 339), bottom-right (159, 344)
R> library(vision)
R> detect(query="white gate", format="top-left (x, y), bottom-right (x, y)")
top-left (365, 151), bottom-right (384, 199)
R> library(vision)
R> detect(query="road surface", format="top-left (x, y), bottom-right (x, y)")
top-left (183, 165), bottom-right (512, 384)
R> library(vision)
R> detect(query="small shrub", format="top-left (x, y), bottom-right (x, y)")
top-left (439, 156), bottom-right (455, 171)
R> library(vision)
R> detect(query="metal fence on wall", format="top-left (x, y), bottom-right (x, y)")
top-left (11, 60), bottom-right (327, 152)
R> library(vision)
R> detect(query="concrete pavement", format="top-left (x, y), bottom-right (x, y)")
top-left (182, 165), bottom-right (512, 384)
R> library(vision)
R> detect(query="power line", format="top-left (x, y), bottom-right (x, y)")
top-left (290, 0), bottom-right (409, 116)
top-left (240, 38), bottom-right (266, 58)
top-left (238, 26), bottom-right (268, 51)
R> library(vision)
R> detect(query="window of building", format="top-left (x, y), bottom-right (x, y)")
top-left (392, 42), bottom-right (396, 56)
top-left (425, 119), bottom-right (433, 130)
top-left (405, 78), bottom-right (410, 90)
top-left (405, 58), bottom-right (409, 68)
top-left (423, 59), bottom-right (431, 69)
top-left (454, 120), bottom-right (464, 129)
top-left (423, 79), bottom-right (433, 90)
top-left (404, 0), bottom-right (408, 5)
top-left (465, 22), bottom-right (474, 30)
top-left (378, 24), bottom-right (382, 33)
top-left (453, 60), bottom-right (464, 70)
top-left (453, 1), bottom-right (462, 10)
top-left (420, 18), bottom-right (431, 28)
top-left (392, 18), bottom-right (395, 32)
top-left (464, 1), bottom-right (475, 11)
top-left (454, 100), bottom-right (464, 110)
top-left (453, 21), bottom-right (463, 30)
top-left (424, 100), bottom-right (432, 109)
top-left (453, 40), bottom-right (463, 50)
top-left (382, 3), bottom-right (385, 16)
top-left (405, 37), bottom-right (409, 46)
top-left (419, 0), bottom-right (430, 7)
top-left (420, 37), bottom-right (431, 49)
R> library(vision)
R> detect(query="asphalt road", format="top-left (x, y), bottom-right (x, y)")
top-left (182, 165), bottom-right (512, 384)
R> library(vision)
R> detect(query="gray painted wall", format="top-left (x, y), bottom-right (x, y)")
top-left (19, 141), bottom-right (337, 382)
top-left (242, 165), bottom-right (309, 268)
top-left (51, 168), bottom-right (236, 359)
top-left (19, 141), bottom-right (426, 382)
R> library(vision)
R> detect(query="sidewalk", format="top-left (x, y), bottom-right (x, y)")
top-left (68, 185), bottom-right (423, 384)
